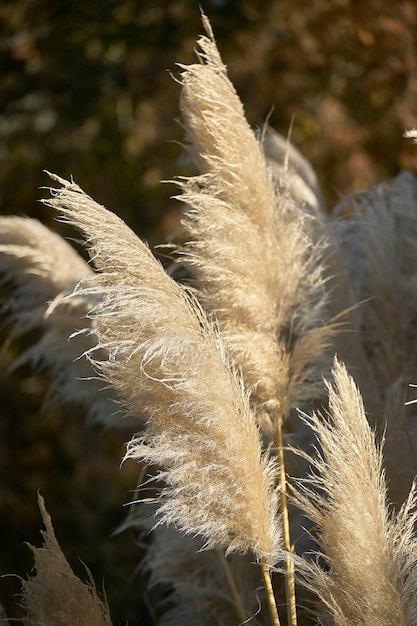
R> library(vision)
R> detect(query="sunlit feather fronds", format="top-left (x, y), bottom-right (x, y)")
top-left (0, 216), bottom-right (117, 425)
top-left (43, 173), bottom-right (281, 565)
top-left (21, 493), bottom-right (112, 626)
top-left (293, 358), bottom-right (417, 625)
top-left (176, 18), bottom-right (334, 433)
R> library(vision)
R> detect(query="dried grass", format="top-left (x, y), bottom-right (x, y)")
top-left (2, 15), bottom-right (417, 626)
top-left (293, 359), bottom-right (417, 626)
top-left (177, 17), bottom-right (334, 436)
top-left (42, 173), bottom-right (281, 567)
top-left (0, 216), bottom-right (119, 426)
top-left (21, 493), bottom-right (112, 626)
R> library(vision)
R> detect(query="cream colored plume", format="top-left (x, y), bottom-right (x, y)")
top-left (128, 506), bottom-right (262, 626)
top-left (261, 126), bottom-right (326, 217)
top-left (0, 216), bottom-right (119, 426)
top-left (293, 358), bottom-right (417, 625)
top-left (334, 172), bottom-right (417, 404)
top-left (176, 16), bottom-right (333, 434)
top-left (0, 215), bottom-right (90, 336)
top-left (334, 172), bottom-right (417, 503)
top-left (43, 173), bottom-right (281, 566)
top-left (21, 493), bottom-right (112, 626)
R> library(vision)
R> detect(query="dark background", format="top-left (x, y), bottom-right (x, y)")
top-left (1, 0), bottom-right (416, 623)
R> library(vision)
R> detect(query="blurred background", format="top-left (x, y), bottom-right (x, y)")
top-left (1, 0), bottom-right (416, 623)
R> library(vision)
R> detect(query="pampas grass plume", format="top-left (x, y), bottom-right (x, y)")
top-left (21, 493), bottom-right (112, 626)
top-left (43, 173), bottom-right (281, 567)
top-left (0, 215), bottom-right (120, 426)
top-left (293, 358), bottom-right (417, 625)
top-left (5, 16), bottom-right (417, 626)
top-left (177, 18), bottom-right (333, 434)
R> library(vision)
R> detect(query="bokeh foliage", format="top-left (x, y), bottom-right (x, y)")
top-left (1, 0), bottom-right (416, 623)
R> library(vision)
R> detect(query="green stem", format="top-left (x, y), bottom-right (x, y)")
top-left (259, 561), bottom-right (281, 626)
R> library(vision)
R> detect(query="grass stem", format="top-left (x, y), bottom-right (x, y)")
top-left (259, 561), bottom-right (281, 626)
top-left (216, 550), bottom-right (248, 625)
top-left (276, 420), bottom-right (297, 626)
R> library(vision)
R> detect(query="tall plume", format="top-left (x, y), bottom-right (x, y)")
top-left (0, 216), bottom-right (91, 336)
top-left (43, 173), bottom-right (281, 566)
top-left (176, 15), bottom-right (333, 434)
top-left (334, 172), bottom-right (417, 503)
top-left (123, 504), bottom-right (262, 626)
top-left (20, 493), bottom-right (112, 626)
top-left (334, 172), bottom-right (417, 408)
top-left (293, 358), bottom-right (417, 625)
top-left (0, 216), bottom-right (117, 426)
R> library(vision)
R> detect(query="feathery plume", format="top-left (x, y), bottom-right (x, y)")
top-left (176, 16), bottom-right (333, 434)
top-left (333, 172), bottom-right (417, 501)
top-left (0, 216), bottom-right (119, 426)
top-left (21, 493), bottom-right (112, 626)
top-left (293, 358), bottom-right (417, 625)
top-left (264, 130), bottom-right (378, 417)
top-left (333, 171), bottom-right (417, 407)
top-left (134, 514), bottom-right (262, 626)
top-left (176, 21), bottom-right (335, 624)
top-left (262, 126), bottom-right (327, 217)
top-left (42, 173), bottom-right (281, 566)
top-left (0, 216), bottom-right (90, 336)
